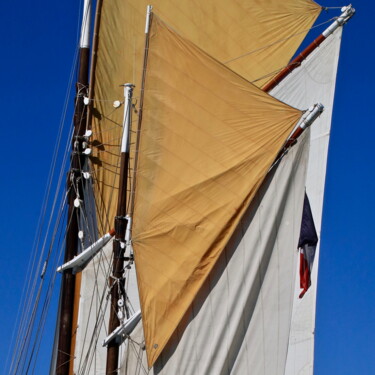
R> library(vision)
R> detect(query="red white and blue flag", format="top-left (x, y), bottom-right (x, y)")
top-left (298, 193), bottom-right (318, 298)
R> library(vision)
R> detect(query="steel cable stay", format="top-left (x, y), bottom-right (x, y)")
top-left (73, 145), bottom-right (122, 374)
top-left (8, 123), bottom-right (75, 375)
top-left (75, 243), bottom-right (113, 371)
top-left (76, 247), bottom-right (115, 374)
top-left (19, 194), bottom-right (70, 374)
top-left (30, 221), bottom-right (68, 375)
top-left (6, 75), bottom-right (79, 375)
top-left (75, 148), bottom-right (136, 374)
top-left (77, 257), bottom-right (136, 375)
top-left (27, 212), bottom-right (68, 374)
top-left (88, 129), bottom-right (122, 236)
top-left (8, 84), bottom-right (78, 371)
top-left (6, 1), bottom-right (124, 373)
top-left (78, 256), bottom-right (112, 374)
top-left (6, 38), bottom-right (81, 374)
top-left (12, 195), bottom-right (71, 375)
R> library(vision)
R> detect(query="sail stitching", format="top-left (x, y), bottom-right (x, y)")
top-left (224, 17), bottom-right (336, 65)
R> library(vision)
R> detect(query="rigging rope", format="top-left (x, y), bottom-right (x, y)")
top-left (6, 0), bottom-right (88, 367)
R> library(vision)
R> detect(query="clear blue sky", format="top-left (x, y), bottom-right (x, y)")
top-left (0, 1), bottom-right (373, 374)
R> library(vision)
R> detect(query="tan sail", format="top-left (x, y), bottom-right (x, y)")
top-left (89, 0), bottom-right (321, 236)
top-left (131, 15), bottom-right (304, 367)
top-left (122, 130), bottom-right (311, 375)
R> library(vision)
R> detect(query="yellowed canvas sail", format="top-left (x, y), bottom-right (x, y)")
top-left (131, 15), bottom-right (304, 367)
top-left (89, 0), bottom-right (321, 236)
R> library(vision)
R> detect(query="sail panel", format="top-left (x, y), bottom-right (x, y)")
top-left (121, 27), bottom-right (343, 370)
top-left (73, 240), bottom-right (112, 375)
top-left (73, 239), bottom-right (140, 374)
top-left (90, 0), bottom-right (321, 237)
top-left (270, 28), bottom-right (343, 375)
top-left (131, 16), bottom-right (303, 367)
top-left (122, 129), bottom-right (310, 375)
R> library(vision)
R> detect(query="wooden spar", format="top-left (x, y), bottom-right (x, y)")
top-left (262, 34), bottom-right (326, 93)
top-left (106, 84), bottom-right (134, 375)
top-left (56, 48), bottom-right (89, 375)
top-left (273, 104), bottom-right (324, 164)
top-left (263, 5), bottom-right (354, 146)
top-left (106, 7), bottom-right (152, 373)
top-left (55, 1), bottom-right (91, 374)
top-left (263, 5), bottom-right (354, 93)
top-left (262, 34), bottom-right (326, 150)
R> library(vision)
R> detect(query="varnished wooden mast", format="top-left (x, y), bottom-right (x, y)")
top-left (106, 8), bottom-right (152, 373)
top-left (55, 1), bottom-right (91, 374)
top-left (263, 5), bottom-right (354, 93)
top-left (106, 84), bottom-right (134, 375)
top-left (263, 5), bottom-right (354, 150)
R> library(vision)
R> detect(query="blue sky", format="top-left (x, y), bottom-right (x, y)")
top-left (0, 1), bottom-right (373, 374)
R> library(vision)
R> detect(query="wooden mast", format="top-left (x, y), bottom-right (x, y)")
top-left (105, 83), bottom-right (134, 375)
top-left (55, 1), bottom-right (91, 374)
top-left (105, 7), bottom-right (153, 373)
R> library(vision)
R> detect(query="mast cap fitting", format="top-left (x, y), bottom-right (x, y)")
top-left (120, 83), bottom-right (135, 88)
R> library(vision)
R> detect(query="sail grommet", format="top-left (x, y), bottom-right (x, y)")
top-left (153, 344), bottom-right (158, 349)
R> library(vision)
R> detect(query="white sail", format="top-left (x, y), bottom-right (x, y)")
top-left (270, 28), bottom-right (343, 375)
top-left (73, 239), bottom-right (140, 375)
top-left (73, 240), bottom-right (112, 374)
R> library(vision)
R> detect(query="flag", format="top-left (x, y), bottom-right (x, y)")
top-left (298, 193), bottom-right (318, 298)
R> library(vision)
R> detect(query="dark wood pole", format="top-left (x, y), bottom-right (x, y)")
top-left (55, 1), bottom-right (91, 373)
top-left (263, 8), bottom-right (354, 160)
top-left (106, 84), bottom-right (134, 375)
top-left (262, 5), bottom-right (354, 93)
top-left (106, 9), bottom-right (152, 372)
top-left (262, 34), bottom-right (326, 93)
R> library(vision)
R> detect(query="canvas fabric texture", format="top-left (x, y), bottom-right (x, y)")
top-left (131, 16), bottom-right (305, 366)
top-left (122, 130), bottom-right (310, 375)
top-left (73, 239), bottom-right (140, 375)
top-left (270, 28), bottom-right (343, 375)
top-left (89, 0), bottom-right (320, 237)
